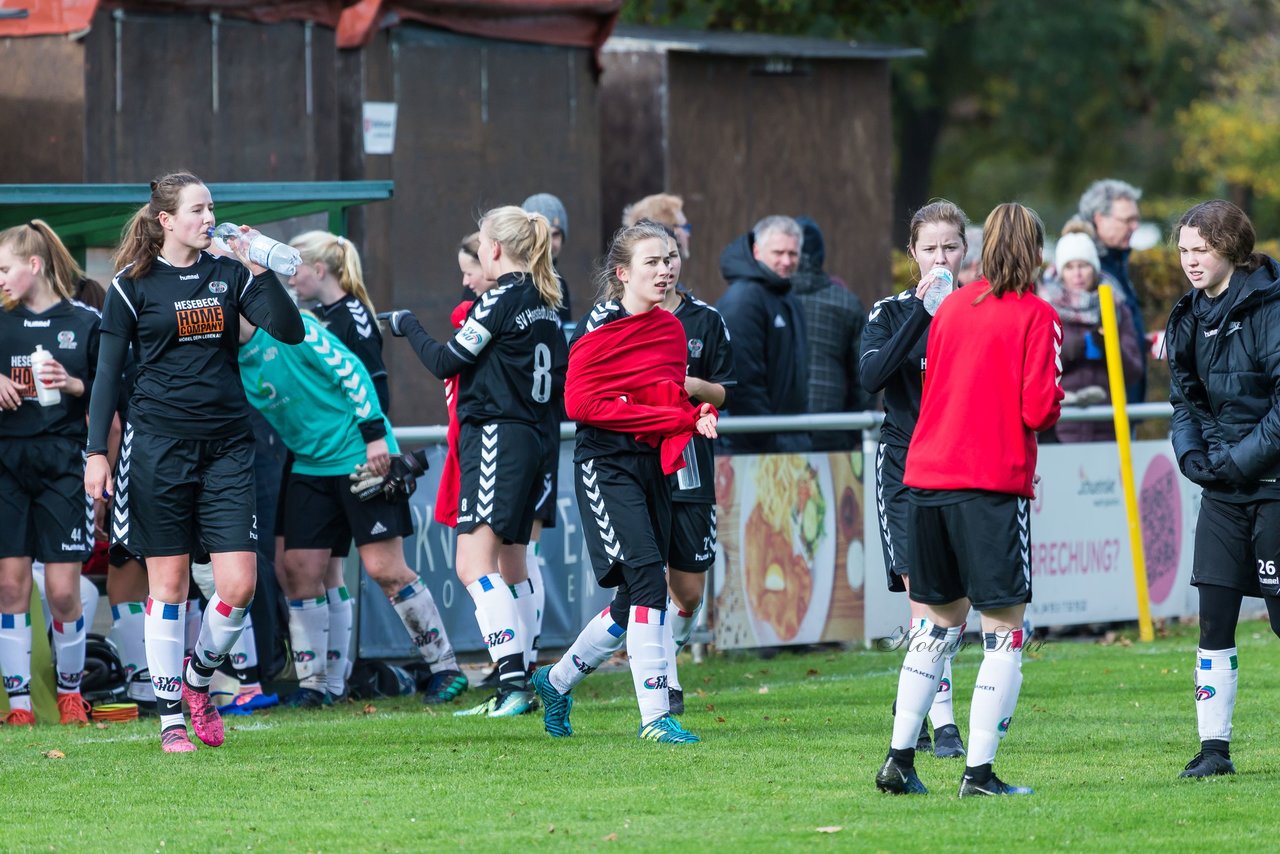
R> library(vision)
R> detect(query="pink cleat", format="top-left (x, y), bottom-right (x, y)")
top-left (182, 658), bottom-right (225, 747)
top-left (161, 727), bottom-right (198, 753)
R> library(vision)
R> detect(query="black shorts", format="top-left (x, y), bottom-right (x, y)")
top-left (0, 436), bottom-right (93, 563)
top-left (908, 492), bottom-right (1032, 611)
top-left (1192, 496), bottom-right (1280, 598)
top-left (875, 443), bottom-right (910, 592)
top-left (669, 501), bottom-right (716, 572)
top-left (111, 425), bottom-right (258, 557)
top-left (282, 471), bottom-right (413, 551)
top-left (456, 421), bottom-right (546, 545)
top-left (533, 431), bottom-right (560, 529)
top-left (576, 452), bottom-right (672, 587)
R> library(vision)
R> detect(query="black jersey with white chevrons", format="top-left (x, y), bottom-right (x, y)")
top-left (569, 299), bottom-right (656, 463)
top-left (453, 271), bottom-right (565, 429)
top-left (316, 295), bottom-right (388, 406)
top-left (671, 292), bottom-right (735, 504)
top-left (859, 291), bottom-right (931, 449)
top-left (0, 299), bottom-right (100, 439)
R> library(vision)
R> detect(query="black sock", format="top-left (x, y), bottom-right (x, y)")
top-left (964, 762), bottom-right (993, 783)
top-left (889, 747), bottom-right (916, 765)
top-left (1202, 739), bottom-right (1231, 758)
top-left (497, 652), bottom-right (527, 692)
top-left (187, 657), bottom-right (217, 693)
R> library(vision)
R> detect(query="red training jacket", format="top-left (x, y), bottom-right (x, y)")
top-left (904, 279), bottom-right (1063, 498)
top-left (434, 299), bottom-right (473, 527)
top-left (565, 307), bottom-right (710, 475)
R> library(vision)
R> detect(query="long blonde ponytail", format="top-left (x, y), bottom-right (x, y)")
top-left (290, 230), bottom-right (376, 315)
top-left (481, 205), bottom-right (563, 310)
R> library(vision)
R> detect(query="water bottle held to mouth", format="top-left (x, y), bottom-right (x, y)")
top-left (922, 266), bottom-right (954, 316)
top-left (209, 223), bottom-right (302, 277)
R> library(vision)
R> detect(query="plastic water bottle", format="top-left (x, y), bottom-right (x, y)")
top-left (676, 441), bottom-right (701, 491)
top-left (29, 345), bottom-right (61, 407)
top-left (921, 266), bottom-right (954, 315)
top-left (209, 223), bottom-right (302, 277)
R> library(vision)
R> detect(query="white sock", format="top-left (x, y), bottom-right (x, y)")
top-left (549, 606), bottom-right (626, 695)
top-left (287, 596), bottom-right (329, 692)
top-left (526, 543), bottom-right (546, 666)
top-left (228, 612), bottom-right (259, 684)
top-left (628, 606), bottom-right (670, 726)
top-left (511, 579), bottom-right (537, 671)
top-left (145, 597), bottom-right (187, 732)
top-left (466, 573), bottom-right (523, 685)
top-left (666, 601), bottom-right (702, 693)
top-left (52, 614), bottom-right (87, 694)
top-left (0, 612), bottom-right (33, 712)
top-left (326, 587), bottom-right (353, 695)
top-left (79, 574), bottom-right (99, 632)
top-left (891, 620), bottom-right (963, 751)
top-left (184, 598), bottom-right (203, 657)
top-left (111, 601), bottom-right (146, 678)
top-left (186, 595), bottom-right (249, 691)
top-left (392, 578), bottom-right (458, 673)
top-left (1195, 647), bottom-right (1238, 744)
top-left (928, 621), bottom-right (964, 729)
top-left (968, 629), bottom-right (1025, 767)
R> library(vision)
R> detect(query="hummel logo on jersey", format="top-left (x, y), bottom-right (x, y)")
top-left (1203, 327), bottom-right (1220, 338)
top-left (180, 273), bottom-right (200, 280)
top-left (370, 521), bottom-right (388, 536)
top-left (23, 319), bottom-right (50, 327)
top-left (774, 314), bottom-right (787, 328)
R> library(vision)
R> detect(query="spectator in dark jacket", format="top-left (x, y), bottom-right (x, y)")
top-left (716, 215), bottom-right (809, 453)
top-left (1037, 228), bottom-right (1142, 443)
top-left (790, 216), bottom-right (871, 450)
top-left (1078, 179), bottom-right (1145, 402)
top-left (1166, 199), bottom-right (1280, 780)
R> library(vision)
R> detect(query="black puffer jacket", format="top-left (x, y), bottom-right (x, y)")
top-left (1167, 255), bottom-right (1280, 501)
top-left (716, 232), bottom-right (810, 453)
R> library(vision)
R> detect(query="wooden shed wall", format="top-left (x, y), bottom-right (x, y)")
top-left (603, 51), bottom-right (895, 310)
top-left (346, 27), bottom-right (602, 426)
top-left (80, 12), bottom-right (341, 183)
top-left (0, 36), bottom-right (85, 182)
top-left (597, 49), bottom-right (667, 243)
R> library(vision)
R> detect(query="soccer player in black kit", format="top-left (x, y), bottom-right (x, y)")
top-left (651, 223), bottom-right (734, 715)
top-left (383, 205), bottom-right (565, 717)
top-left (531, 222), bottom-right (718, 744)
top-left (0, 220), bottom-right (101, 726)
top-left (860, 200), bottom-right (972, 759)
top-left (84, 172), bottom-right (303, 753)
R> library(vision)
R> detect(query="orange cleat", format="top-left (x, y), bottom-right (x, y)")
top-left (57, 692), bottom-right (91, 725)
top-left (3, 707), bottom-right (36, 726)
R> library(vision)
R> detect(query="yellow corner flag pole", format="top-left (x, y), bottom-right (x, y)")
top-left (1098, 284), bottom-right (1154, 642)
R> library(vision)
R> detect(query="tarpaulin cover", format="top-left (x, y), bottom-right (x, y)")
top-left (0, 0), bottom-right (619, 49)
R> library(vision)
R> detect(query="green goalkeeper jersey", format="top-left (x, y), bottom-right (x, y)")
top-left (238, 313), bottom-right (398, 477)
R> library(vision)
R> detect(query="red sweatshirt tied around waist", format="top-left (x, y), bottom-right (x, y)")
top-left (565, 307), bottom-right (712, 475)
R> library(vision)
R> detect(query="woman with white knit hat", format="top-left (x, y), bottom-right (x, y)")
top-left (1037, 224), bottom-right (1143, 441)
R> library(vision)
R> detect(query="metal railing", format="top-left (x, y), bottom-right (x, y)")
top-left (392, 402), bottom-right (1175, 444)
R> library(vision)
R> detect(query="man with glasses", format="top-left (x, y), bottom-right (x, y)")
top-left (1078, 179), bottom-right (1146, 403)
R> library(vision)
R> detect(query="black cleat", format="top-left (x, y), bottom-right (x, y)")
top-left (958, 770), bottom-right (1033, 797)
top-left (876, 754), bottom-right (928, 795)
top-left (933, 724), bottom-right (966, 758)
top-left (915, 719), bottom-right (932, 753)
top-left (282, 687), bottom-right (327, 709)
top-left (669, 687), bottom-right (685, 716)
top-left (1180, 751), bottom-right (1235, 779)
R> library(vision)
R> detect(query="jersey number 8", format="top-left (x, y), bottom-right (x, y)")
top-left (532, 342), bottom-right (552, 404)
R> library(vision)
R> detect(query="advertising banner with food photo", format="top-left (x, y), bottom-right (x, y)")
top-left (712, 452), bottom-right (866, 649)
top-left (862, 439), bottom-right (1201, 643)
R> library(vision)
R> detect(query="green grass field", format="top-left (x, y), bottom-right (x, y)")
top-left (3, 620), bottom-right (1277, 852)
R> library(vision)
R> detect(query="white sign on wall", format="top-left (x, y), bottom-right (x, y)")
top-left (362, 102), bottom-right (398, 155)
